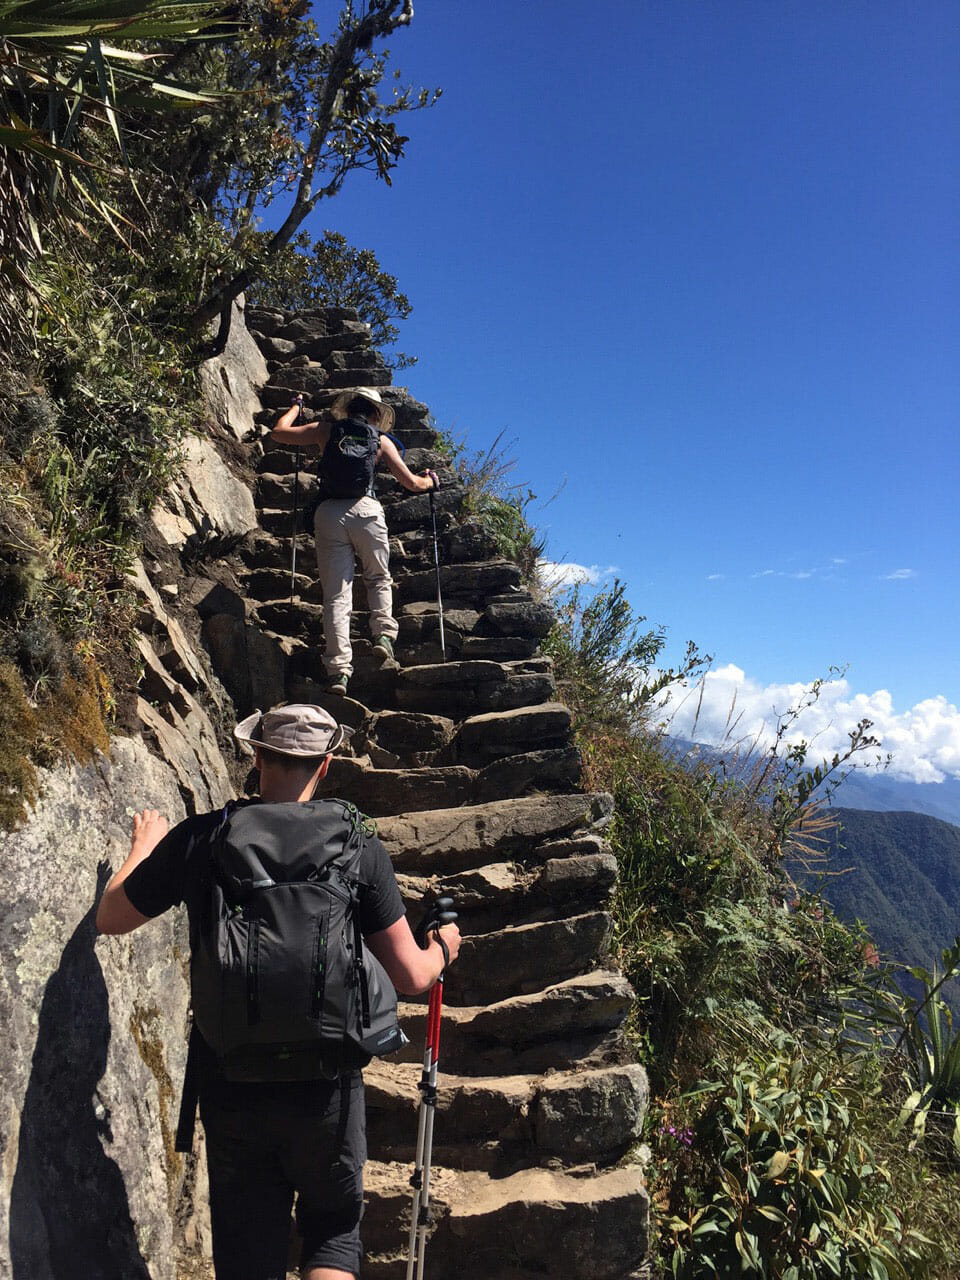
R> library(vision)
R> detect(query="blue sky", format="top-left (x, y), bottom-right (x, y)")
top-left (292, 2), bottom-right (959, 779)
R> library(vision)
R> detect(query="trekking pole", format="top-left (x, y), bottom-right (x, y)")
top-left (428, 482), bottom-right (446, 661)
top-left (289, 394), bottom-right (304, 600)
top-left (407, 896), bottom-right (456, 1280)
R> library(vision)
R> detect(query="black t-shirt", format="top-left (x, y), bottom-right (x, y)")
top-left (124, 801), bottom-right (405, 939)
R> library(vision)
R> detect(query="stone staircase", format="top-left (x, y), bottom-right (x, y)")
top-left (196, 306), bottom-right (650, 1278)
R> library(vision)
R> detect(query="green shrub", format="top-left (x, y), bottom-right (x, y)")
top-left (450, 430), bottom-right (545, 579)
top-left (666, 1037), bottom-right (935, 1279)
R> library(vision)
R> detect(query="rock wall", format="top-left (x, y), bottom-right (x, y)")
top-left (0, 740), bottom-right (208, 1280)
top-left (0, 304), bottom-right (650, 1279)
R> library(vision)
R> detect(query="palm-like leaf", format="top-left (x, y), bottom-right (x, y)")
top-left (0, 0), bottom-right (220, 344)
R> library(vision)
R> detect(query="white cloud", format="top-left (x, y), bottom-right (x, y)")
top-left (536, 560), bottom-right (617, 591)
top-left (659, 664), bottom-right (960, 784)
top-left (706, 573), bottom-right (724, 581)
top-left (883, 568), bottom-right (916, 580)
top-left (751, 560), bottom-right (847, 582)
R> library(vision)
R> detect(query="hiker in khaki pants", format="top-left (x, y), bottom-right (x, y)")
top-left (269, 387), bottom-right (437, 695)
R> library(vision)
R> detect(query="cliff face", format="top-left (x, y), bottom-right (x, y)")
top-left (1, 303), bottom-right (650, 1280)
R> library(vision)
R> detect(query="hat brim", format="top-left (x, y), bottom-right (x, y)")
top-left (233, 710), bottom-right (349, 757)
top-left (329, 388), bottom-right (395, 435)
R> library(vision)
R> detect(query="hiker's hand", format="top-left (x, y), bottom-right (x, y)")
top-left (436, 922), bottom-right (461, 966)
top-left (130, 809), bottom-right (168, 856)
top-left (424, 469), bottom-right (439, 491)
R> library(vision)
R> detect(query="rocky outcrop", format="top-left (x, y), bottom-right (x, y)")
top-left (0, 739), bottom-right (209, 1280)
top-left (150, 434), bottom-right (258, 556)
top-left (197, 295), bottom-right (269, 442)
top-left (1, 304), bottom-right (649, 1279)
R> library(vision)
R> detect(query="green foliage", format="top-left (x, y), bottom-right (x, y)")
top-left (545, 578), bottom-right (706, 733)
top-left (247, 228), bottom-right (416, 367)
top-left (851, 940), bottom-right (960, 1162)
top-left (667, 1037), bottom-right (934, 1279)
top-left (30, 248), bottom-right (198, 560)
top-left (0, 0), bottom-right (218, 346)
top-left (0, 658), bottom-right (39, 827)
top-left (590, 729), bottom-right (866, 1085)
top-left (452, 431), bottom-right (545, 579)
top-left (0, 653), bottom-right (110, 830)
top-left (149, 0), bottom-right (439, 330)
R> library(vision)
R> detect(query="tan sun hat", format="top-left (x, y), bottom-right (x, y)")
top-left (234, 704), bottom-right (350, 758)
top-left (329, 386), bottom-right (395, 434)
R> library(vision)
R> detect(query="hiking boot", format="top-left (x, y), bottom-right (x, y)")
top-left (372, 635), bottom-right (395, 662)
top-left (326, 673), bottom-right (349, 695)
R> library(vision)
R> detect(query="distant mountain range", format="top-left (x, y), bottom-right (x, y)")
top-left (666, 735), bottom-right (960, 828)
top-left (666, 738), bottom-right (960, 1003)
top-left (807, 808), bottom-right (960, 971)
top-left (797, 807), bottom-right (960, 1016)
top-left (830, 771), bottom-right (960, 829)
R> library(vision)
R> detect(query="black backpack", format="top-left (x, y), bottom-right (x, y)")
top-left (317, 416), bottom-right (381, 501)
top-left (190, 797), bottom-right (407, 1083)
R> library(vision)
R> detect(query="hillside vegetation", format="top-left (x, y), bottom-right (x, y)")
top-left (798, 807), bottom-right (960, 1017)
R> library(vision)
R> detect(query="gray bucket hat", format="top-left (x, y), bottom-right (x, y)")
top-left (329, 386), bottom-right (395, 434)
top-left (234, 704), bottom-right (349, 758)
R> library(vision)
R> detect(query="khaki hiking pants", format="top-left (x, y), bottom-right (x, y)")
top-left (313, 496), bottom-right (399, 678)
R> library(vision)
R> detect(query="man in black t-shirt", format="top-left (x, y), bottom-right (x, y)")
top-left (97, 704), bottom-right (461, 1280)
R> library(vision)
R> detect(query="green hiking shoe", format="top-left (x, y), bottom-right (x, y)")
top-left (372, 635), bottom-right (395, 661)
top-left (326, 673), bottom-right (349, 695)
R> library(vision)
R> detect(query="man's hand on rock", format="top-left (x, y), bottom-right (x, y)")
top-left (130, 808), bottom-right (169, 858)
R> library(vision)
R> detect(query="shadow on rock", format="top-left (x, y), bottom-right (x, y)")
top-left (9, 863), bottom-right (151, 1279)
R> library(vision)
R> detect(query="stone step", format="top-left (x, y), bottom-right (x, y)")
top-left (261, 651), bottom-right (556, 722)
top-left (256, 470), bottom-right (318, 508)
top-left (393, 517), bottom-right (499, 567)
top-left (258, 487), bottom-right (465, 539)
top-left (314, 745), bottom-right (582, 815)
top-left (453, 703), bottom-right (572, 764)
top-left (395, 559), bottom-right (522, 605)
top-left (443, 912), bottom-right (614, 1006)
top-left (317, 757), bottom-right (476, 816)
top-left (390, 970), bottom-right (634, 1076)
top-left (395, 660), bottom-right (556, 719)
top-left (377, 485), bottom-right (464, 533)
top-left (360, 709), bottom-right (456, 766)
top-left (396, 589), bottom-right (554, 651)
top-left (259, 445), bottom-right (450, 479)
top-left (396, 844), bottom-right (618, 931)
top-left (361, 1159), bottom-right (649, 1279)
top-left (241, 565), bottom-right (321, 604)
top-left (365, 1060), bottom-right (648, 1168)
top-left (474, 746), bottom-right (582, 803)
top-left (239, 529), bottom-right (313, 572)
top-left (376, 793), bottom-right (613, 876)
top-left (253, 599), bottom-right (327, 644)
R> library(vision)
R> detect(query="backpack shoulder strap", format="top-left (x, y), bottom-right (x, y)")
top-left (321, 799), bottom-right (376, 1030)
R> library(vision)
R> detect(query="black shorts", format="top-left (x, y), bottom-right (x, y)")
top-left (199, 1071), bottom-right (365, 1280)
